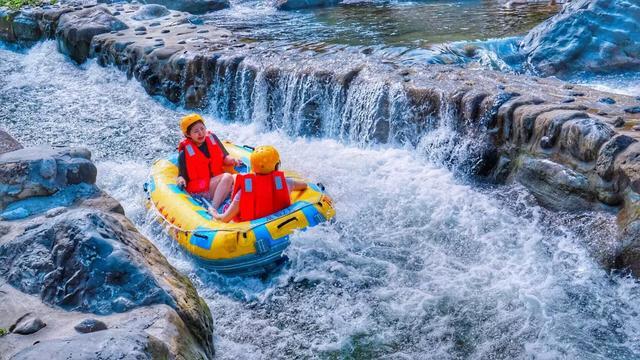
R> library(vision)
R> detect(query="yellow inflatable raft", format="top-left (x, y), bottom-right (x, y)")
top-left (145, 141), bottom-right (336, 275)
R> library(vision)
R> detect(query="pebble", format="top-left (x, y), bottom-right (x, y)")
top-left (134, 26), bottom-right (147, 32)
top-left (161, 29), bottom-right (170, 34)
top-left (614, 117), bottom-right (625, 128)
top-left (149, 22), bottom-right (161, 27)
top-left (12, 316), bottom-right (46, 335)
top-left (74, 319), bottom-right (108, 334)
top-left (599, 97), bottom-right (616, 104)
top-left (135, 32), bottom-right (147, 36)
top-left (625, 106), bottom-right (640, 114)
top-left (112, 11), bottom-right (120, 16)
top-left (561, 98), bottom-right (575, 103)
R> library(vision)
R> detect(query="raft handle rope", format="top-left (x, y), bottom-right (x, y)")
top-left (242, 144), bottom-right (255, 151)
top-left (277, 217), bottom-right (299, 229)
top-left (317, 182), bottom-right (326, 192)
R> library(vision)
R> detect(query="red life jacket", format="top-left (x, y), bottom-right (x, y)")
top-left (178, 132), bottom-right (225, 194)
top-left (232, 171), bottom-right (291, 222)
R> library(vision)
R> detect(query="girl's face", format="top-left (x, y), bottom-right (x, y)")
top-left (187, 121), bottom-right (207, 144)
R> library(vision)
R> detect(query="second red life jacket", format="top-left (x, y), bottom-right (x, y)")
top-left (178, 132), bottom-right (225, 194)
top-left (232, 171), bottom-right (291, 222)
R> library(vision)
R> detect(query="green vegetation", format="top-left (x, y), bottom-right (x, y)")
top-left (0, 0), bottom-right (53, 10)
top-left (0, 328), bottom-right (8, 336)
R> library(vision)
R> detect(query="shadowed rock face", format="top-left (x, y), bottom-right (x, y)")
top-left (0, 133), bottom-right (214, 359)
top-left (520, 0), bottom-right (640, 76)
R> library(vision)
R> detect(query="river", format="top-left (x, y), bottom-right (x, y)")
top-left (2, 39), bottom-right (640, 358)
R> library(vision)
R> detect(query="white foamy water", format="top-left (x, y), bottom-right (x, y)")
top-left (2, 42), bottom-right (640, 359)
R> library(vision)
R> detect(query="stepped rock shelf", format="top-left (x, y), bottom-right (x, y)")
top-left (1, 2), bottom-right (640, 275)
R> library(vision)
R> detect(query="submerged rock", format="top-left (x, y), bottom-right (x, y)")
top-left (275, 0), bottom-right (341, 10)
top-left (520, 0), bottom-right (640, 76)
top-left (100, 0), bottom-right (230, 14)
top-left (131, 4), bottom-right (169, 20)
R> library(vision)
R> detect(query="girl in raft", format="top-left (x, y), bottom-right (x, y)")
top-left (176, 114), bottom-right (241, 214)
top-left (211, 145), bottom-right (307, 223)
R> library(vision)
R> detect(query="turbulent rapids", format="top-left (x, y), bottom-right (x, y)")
top-left (2, 41), bottom-right (640, 359)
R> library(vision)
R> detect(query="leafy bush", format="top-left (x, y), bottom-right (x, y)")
top-left (0, 0), bottom-right (53, 10)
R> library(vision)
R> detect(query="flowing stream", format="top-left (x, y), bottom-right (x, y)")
top-left (2, 40), bottom-right (640, 359)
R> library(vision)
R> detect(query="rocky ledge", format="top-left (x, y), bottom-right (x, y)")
top-left (1, 2), bottom-right (640, 275)
top-left (0, 130), bottom-right (214, 359)
top-left (520, 0), bottom-right (640, 76)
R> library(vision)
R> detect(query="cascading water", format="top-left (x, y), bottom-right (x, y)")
top-left (2, 41), bottom-right (640, 359)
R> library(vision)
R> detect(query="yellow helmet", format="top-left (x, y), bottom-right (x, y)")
top-left (180, 113), bottom-right (204, 135)
top-left (250, 146), bottom-right (281, 175)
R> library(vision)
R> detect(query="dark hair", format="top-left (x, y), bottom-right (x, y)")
top-left (186, 120), bottom-right (204, 135)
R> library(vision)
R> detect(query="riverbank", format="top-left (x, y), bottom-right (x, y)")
top-left (0, 130), bottom-right (215, 359)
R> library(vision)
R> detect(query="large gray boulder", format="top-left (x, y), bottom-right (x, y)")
top-left (56, 6), bottom-right (128, 63)
top-left (0, 140), bottom-right (214, 359)
top-left (520, 0), bottom-right (640, 76)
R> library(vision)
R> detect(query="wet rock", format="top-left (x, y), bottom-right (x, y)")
top-left (131, 4), bottom-right (169, 20)
top-left (74, 318), bottom-right (108, 333)
top-left (56, 6), bottom-right (128, 63)
top-left (559, 118), bottom-right (615, 162)
top-left (625, 106), bottom-right (640, 114)
top-left (599, 97), bottom-right (616, 105)
top-left (134, 26), bottom-right (146, 31)
top-left (11, 314), bottom-right (46, 335)
top-left (516, 157), bottom-right (594, 211)
top-left (12, 11), bottom-right (42, 42)
top-left (613, 117), bottom-right (625, 128)
top-left (596, 135), bottom-right (637, 181)
top-left (0, 129), bottom-right (23, 155)
top-left (0, 146), bottom-right (97, 210)
top-left (521, 0), bottom-right (640, 76)
top-left (275, 0), bottom-right (340, 10)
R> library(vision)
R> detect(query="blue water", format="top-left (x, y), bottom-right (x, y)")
top-left (1, 42), bottom-right (639, 359)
